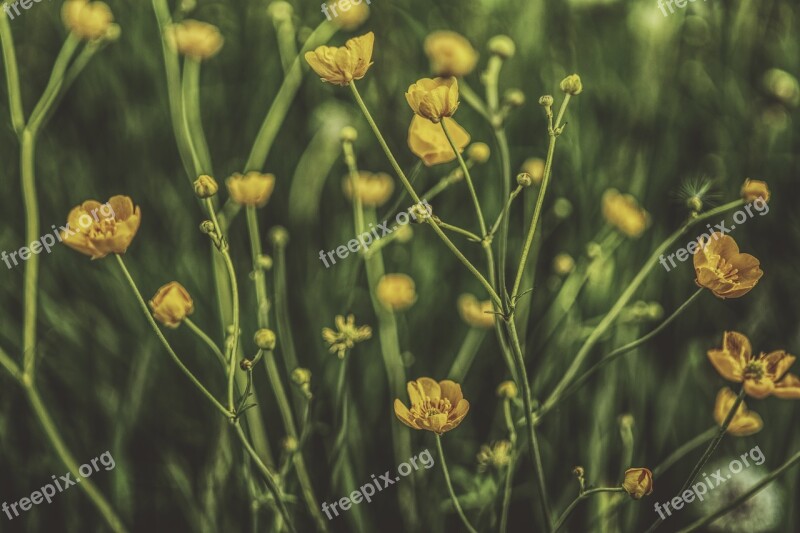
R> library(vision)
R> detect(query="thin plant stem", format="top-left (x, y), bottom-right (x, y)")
top-left (20, 129), bottom-right (38, 377)
top-left (114, 254), bottom-right (232, 418)
top-left (435, 434), bottom-right (478, 533)
top-left (441, 118), bottom-right (487, 235)
top-left (499, 398), bottom-right (518, 533)
top-left (538, 288), bottom-right (705, 421)
top-left (540, 200), bottom-right (744, 416)
top-left (183, 58), bottom-right (212, 173)
top-left (446, 328), bottom-right (487, 382)
top-left (438, 220), bottom-right (482, 242)
top-left (420, 161), bottom-right (473, 201)
top-left (184, 317), bottom-right (227, 369)
top-left (0, 12), bottom-right (25, 133)
top-left (26, 33), bottom-right (80, 135)
top-left (0, 346), bottom-right (21, 381)
top-left (653, 426), bottom-right (717, 478)
top-left (676, 448), bottom-right (800, 533)
top-left (488, 185), bottom-right (523, 239)
top-left (552, 487), bottom-right (625, 532)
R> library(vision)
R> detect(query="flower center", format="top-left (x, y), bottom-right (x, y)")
top-left (411, 397), bottom-right (452, 420)
top-left (714, 257), bottom-right (739, 282)
top-left (87, 217), bottom-right (118, 239)
top-left (743, 360), bottom-right (765, 381)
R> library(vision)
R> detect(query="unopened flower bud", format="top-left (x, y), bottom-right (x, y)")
top-left (496, 380), bottom-right (518, 399)
top-left (538, 95), bottom-right (554, 107)
top-left (267, 1), bottom-right (293, 22)
top-left (340, 126), bottom-right (358, 143)
top-left (269, 226), bottom-right (289, 246)
top-left (517, 172), bottom-right (533, 187)
top-left (467, 142), bottom-right (491, 164)
top-left (240, 358), bottom-right (253, 371)
top-left (254, 328), bottom-right (277, 350)
top-left (291, 367), bottom-right (312, 386)
top-left (409, 202), bottom-right (433, 223)
top-left (686, 195), bottom-right (703, 212)
top-left (282, 435), bottom-right (298, 452)
top-left (194, 175), bottom-right (219, 198)
top-left (504, 89), bottom-right (525, 107)
top-left (257, 255), bottom-right (273, 270)
top-left (488, 35), bottom-right (515, 59)
top-left (199, 220), bottom-right (216, 234)
top-left (560, 74), bottom-right (583, 96)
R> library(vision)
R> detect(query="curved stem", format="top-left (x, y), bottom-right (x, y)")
top-left (653, 426), bottom-right (717, 478)
top-left (435, 434), bottom-right (478, 533)
top-left (184, 317), bottom-right (227, 369)
top-left (553, 487), bottom-right (625, 532)
top-left (438, 220), bottom-right (482, 242)
top-left (441, 118), bottom-right (486, 235)
top-left (26, 33), bottom-right (80, 135)
top-left (115, 255), bottom-right (232, 418)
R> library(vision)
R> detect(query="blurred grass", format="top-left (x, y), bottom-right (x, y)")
top-left (1, 0), bottom-right (798, 531)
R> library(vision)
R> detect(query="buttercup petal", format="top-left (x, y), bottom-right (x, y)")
top-left (438, 380), bottom-right (463, 406)
top-left (393, 399), bottom-right (418, 429)
top-left (773, 374), bottom-right (800, 399)
top-left (744, 378), bottom-right (774, 399)
top-left (762, 350), bottom-right (795, 382)
top-left (416, 377), bottom-right (441, 402)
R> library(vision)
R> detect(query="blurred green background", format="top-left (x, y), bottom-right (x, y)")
top-left (1, 0), bottom-right (798, 531)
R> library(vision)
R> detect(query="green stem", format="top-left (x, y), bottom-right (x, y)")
top-left (676, 449), bottom-right (800, 533)
top-left (26, 33), bottom-right (80, 135)
top-left (653, 426), bottom-right (717, 478)
top-left (446, 328), bottom-right (487, 382)
top-left (184, 317), bottom-right (227, 369)
top-left (436, 434), bottom-right (478, 533)
top-left (552, 487), bottom-right (625, 532)
top-left (0, 346), bottom-right (21, 381)
top-left (441, 118), bottom-right (487, 235)
top-left (0, 12), bottom-right (25, 133)
top-left (488, 185), bottom-right (523, 239)
top-left (438, 220), bottom-right (482, 242)
top-left (499, 398), bottom-right (518, 533)
top-left (20, 129), bottom-right (38, 378)
top-left (183, 58), bottom-right (212, 173)
top-left (115, 255), bottom-right (232, 418)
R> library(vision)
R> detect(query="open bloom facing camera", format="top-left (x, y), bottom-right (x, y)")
top-left (62, 195), bottom-right (140, 259)
top-left (394, 378), bottom-right (470, 434)
top-left (693, 233), bottom-right (762, 299)
top-left (305, 32), bottom-right (374, 85)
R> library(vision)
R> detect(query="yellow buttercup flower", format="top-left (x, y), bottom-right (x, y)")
top-left (394, 377), bottom-right (470, 434)
top-left (407, 115), bottom-right (470, 166)
top-left (168, 20), bottom-right (224, 60)
top-left (707, 331), bottom-right (800, 400)
top-left (405, 77), bottom-right (460, 123)
top-left (376, 273), bottom-right (417, 311)
top-left (693, 232), bottom-right (762, 299)
top-left (342, 171), bottom-right (395, 207)
top-left (457, 294), bottom-right (495, 329)
top-left (477, 440), bottom-right (512, 472)
top-left (329, 1), bottom-right (370, 31)
top-left (602, 189), bottom-right (649, 238)
top-left (322, 315), bottom-right (372, 359)
top-left (423, 31), bottom-right (478, 77)
top-left (740, 178), bottom-right (770, 203)
top-left (62, 195), bottom-right (140, 259)
top-left (62, 0), bottom-right (113, 41)
top-left (622, 467), bottom-right (653, 499)
top-left (305, 32), bottom-right (374, 86)
top-left (226, 172), bottom-right (276, 207)
top-left (714, 387), bottom-right (763, 436)
top-left (148, 282), bottom-right (194, 328)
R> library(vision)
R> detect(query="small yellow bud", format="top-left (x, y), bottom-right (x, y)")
top-left (409, 202), bottom-right (433, 223)
top-left (553, 253), bottom-right (575, 275)
top-left (267, 1), bottom-right (293, 22)
top-left (269, 226), bottom-right (290, 246)
top-left (199, 220), bottom-right (216, 234)
top-left (516, 172), bottom-right (533, 187)
top-left (282, 435), bottom-right (298, 452)
top-left (254, 329), bottom-right (277, 351)
top-left (553, 198), bottom-right (573, 219)
top-left (291, 367), bottom-right (312, 386)
top-left (394, 225), bottom-right (413, 243)
top-left (559, 74), bottom-right (583, 96)
top-left (240, 358), bottom-right (253, 371)
top-left (504, 89), bottom-right (525, 107)
top-left (467, 142), bottom-right (491, 164)
top-left (194, 175), bottom-right (219, 199)
top-left (686, 195), bottom-right (703, 212)
top-left (340, 126), bottom-right (358, 143)
top-left (496, 380), bottom-right (518, 399)
top-left (488, 35), bottom-right (515, 59)
top-left (622, 468), bottom-right (654, 499)
top-left (522, 157), bottom-right (545, 185)
top-left (257, 255), bottom-right (273, 270)
top-left (538, 95), bottom-right (554, 107)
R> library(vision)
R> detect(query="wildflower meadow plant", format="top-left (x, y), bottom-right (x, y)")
top-left (1, 1), bottom-right (798, 532)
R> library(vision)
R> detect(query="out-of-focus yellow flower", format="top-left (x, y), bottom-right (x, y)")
top-left (714, 387), bottom-right (763, 436)
top-left (560, 74), bottom-right (583, 95)
top-left (322, 314), bottom-right (372, 359)
top-left (342, 171), bottom-right (395, 207)
top-left (405, 77), bottom-right (460, 123)
top-left (149, 281), bottom-right (194, 328)
top-left (707, 331), bottom-right (800, 400)
top-left (194, 175), bottom-right (219, 198)
top-left (394, 377), bottom-right (470, 434)
top-left (553, 253), bottom-right (575, 275)
top-left (622, 467), bottom-right (653, 499)
top-left (62, 195), bottom-right (141, 259)
top-left (226, 172), bottom-right (276, 207)
top-left (62, 0), bottom-right (113, 41)
top-left (457, 294), bottom-right (495, 329)
top-left (291, 367), bottom-right (312, 398)
top-left (477, 440), bottom-right (512, 472)
top-left (740, 178), bottom-right (770, 203)
top-left (522, 157), bottom-right (545, 185)
top-left (168, 20), bottom-right (224, 60)
top-left (408, 115), bottom-right (470, 166)
top-left (394, 225), bottom-right (413, 243)
top-left (693, 232), bottom-right (762, 299)
top-left (423, 31), bottom-right (478, 77)
top-left (602, 189), bottom-right (649, 238)
top-left (305, 32), bottom-right (374, 86)
top-left (328, 1), bottom-right (370, 30)
top-left (467, 142), bottom-right (490, 164)
top-left (376, 273), bottom-right (417, 311)
top-left (496, 380), bottom-right (518, 399)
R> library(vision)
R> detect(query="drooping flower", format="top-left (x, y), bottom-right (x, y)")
top-left (226, 172), bottom-right (276, 207)
top-left (62, 195), bottom-right (141, 259)
top-left (62, 0), bottom-right (113, 41)
top-left (305, 32), bottom-right (374, 86)
top-left (707, 331), bottom-right (800, 399)
top-left (394, 377), bottom-right (470, 434)
top-left (457, 294), bottom-right (495, 329)
top-left (714, 387), bottom-right (763, 436)
top-left (167, 20), bottom-right (224, 60)
top-left (423, 31), bottom-right (478, 77)
top-left (693, 233), bottom-right (762, 299)
top-left (740, 179), bottom-right (770, 203)
top-left (322, 315), bottom-right (372, 359)
top-left (407, 115), bottom-right (470, 166)
top-left (342, 171), bottom-right (395, 207)
top-left (405, 77), bottom-right (460, 123)
top-left (376, 273), bottom-right (417, 311)
top-left (477, 440), bottom-right (512, 472)
top-left (602, 189), bottom-right (649, 238)
top-left (622, 467), bottom-right (653, 499)
top-left (149, 282), bottom-right (194, 328)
